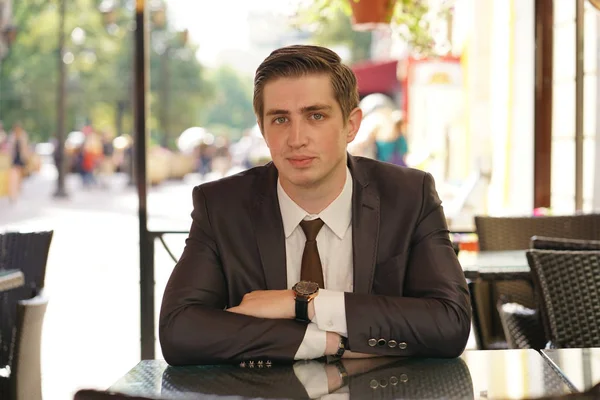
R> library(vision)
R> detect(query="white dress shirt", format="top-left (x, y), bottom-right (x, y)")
top-left (276, 167), bottom-right (354, 360)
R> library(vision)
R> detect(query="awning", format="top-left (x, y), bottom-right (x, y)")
top-left (352, 59), bottom-right (399, 96)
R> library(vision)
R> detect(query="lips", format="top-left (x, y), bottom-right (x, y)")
top-left (287, 156), bottom-right (315, 168)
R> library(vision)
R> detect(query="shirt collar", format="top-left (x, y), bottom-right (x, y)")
top-left (277, 168), bottom-right (353, 240)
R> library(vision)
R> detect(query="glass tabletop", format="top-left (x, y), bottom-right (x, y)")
top-left (108, 349), bottom-right (572, 399)
top-left (459, 250), bottom-right (529, 280)
top-left (0, 269), bottom-right (24, 292)
top-left (541, 348), bottom-right (600, 392)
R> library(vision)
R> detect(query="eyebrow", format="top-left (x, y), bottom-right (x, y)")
top-left (265, 104), bottom-right (333, 116)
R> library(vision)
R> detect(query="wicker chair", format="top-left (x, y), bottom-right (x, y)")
top-left (527, 250), bottom-right (600, 348)
top-left (495, 237), bottom-right (600, 350)
top-left (0, 294), bottom-right (48, 400)
top-left (0, 231), bottom-right (54, 296)
top-left (472, 214), bottom-right (600, 349)
top-left (0, 231), bottom-right (53, 368)
top-left (531, 236), bottom-right (600, 251)
top-left (475, 214), bottom-right (600, 251)
top-left (497, 301), bottom-right (546, 349)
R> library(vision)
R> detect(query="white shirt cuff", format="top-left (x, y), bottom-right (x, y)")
top-left (321, 388), bottom-right (350, 400)
top-left (313, 289), bottom-right (348, 337)
top-left (293, 361), bottom-right (329, 399)
top-left (294, 322), bottom-right (327, 360)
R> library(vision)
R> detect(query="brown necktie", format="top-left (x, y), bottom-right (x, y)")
top-left (300, 218), bottom-right (325, 288)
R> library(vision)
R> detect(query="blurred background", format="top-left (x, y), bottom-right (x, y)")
top-left (0, 0), bottom-right (599, 398)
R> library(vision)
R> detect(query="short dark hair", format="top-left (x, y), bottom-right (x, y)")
top-left (253, 45), bottom-right (359, 127)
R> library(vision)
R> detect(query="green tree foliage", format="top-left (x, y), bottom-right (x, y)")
top-left (0, 0), bottom-right (212, 147)
top-left (148, 32), bottom-right (214, 147)
top-left (0, 0), bottom-right (126, 141)
top-left (199, 66), bottom-right (256, 140)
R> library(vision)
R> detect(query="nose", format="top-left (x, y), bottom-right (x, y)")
top-left (287, 120), bottom-right (308, 148)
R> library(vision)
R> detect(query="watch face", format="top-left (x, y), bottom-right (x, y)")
top-left (294, 281), bottom-right (319, 296)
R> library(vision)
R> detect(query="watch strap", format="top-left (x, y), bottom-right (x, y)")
top-left (295, 298), bottom-right (310, 322)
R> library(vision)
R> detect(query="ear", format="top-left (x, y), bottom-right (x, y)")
top-left (257, 119), bottom-right (272, 148)
top-left (345, 107), bottom-right (363, 143)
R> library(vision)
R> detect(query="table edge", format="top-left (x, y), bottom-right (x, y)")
top-left (539, 350), bottom-right (581, 393)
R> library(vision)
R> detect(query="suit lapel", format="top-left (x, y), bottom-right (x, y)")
top-left (349, 156), bottom-right (380, 294)
top-left (252, 163), bottom-right (288, 290)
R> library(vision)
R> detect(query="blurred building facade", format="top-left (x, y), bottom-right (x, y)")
top-left (452, 0), bottom-right (600, 216)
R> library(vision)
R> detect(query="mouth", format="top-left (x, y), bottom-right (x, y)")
top-left (287, 157), bottom-right (316, 168)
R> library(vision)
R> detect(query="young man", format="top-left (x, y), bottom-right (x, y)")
top-left (159, 45), bottom-right (471, 365)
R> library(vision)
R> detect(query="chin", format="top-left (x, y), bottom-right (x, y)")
top-left (281, 168), bottom-right (321, 188)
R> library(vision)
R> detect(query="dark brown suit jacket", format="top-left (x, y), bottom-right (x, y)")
top-left (159, 155), bottom-right (471, 365)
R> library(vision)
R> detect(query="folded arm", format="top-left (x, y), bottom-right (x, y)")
top-left (159, 186), bottom-right (308, 365)
top-left (344, 173), bottom-right (471, 357)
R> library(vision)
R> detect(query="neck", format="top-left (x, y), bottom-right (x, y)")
top-left (281, 159), bottom-right (347, 215)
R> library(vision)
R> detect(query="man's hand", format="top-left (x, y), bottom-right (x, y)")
top-left (226, 290), bottom-right (296, 319)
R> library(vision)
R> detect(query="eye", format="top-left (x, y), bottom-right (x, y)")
top-left (273, 117), bottom-right (287, 124)
top-left (311, 113), bottom-right (324, 121)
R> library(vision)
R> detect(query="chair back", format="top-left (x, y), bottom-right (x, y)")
top-left (475, 214), bottom-right (600, 251)
top-left (527, 249), bottom-right (600, 348)
top-left (0, 231), bottom-right (54, 295)
top-left (531, 236), bottom-right (600, 251)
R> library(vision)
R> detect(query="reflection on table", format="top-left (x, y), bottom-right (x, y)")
top-left (0, 269), bottom-right (24, 292)
top-left (542, 348), bottom-right (600, 393)
top-left (108, 350), bottom-right (572, 399)
top-left (459, 250), bottom-right (529, 281)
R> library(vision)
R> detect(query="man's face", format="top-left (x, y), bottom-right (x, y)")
top-left (260, 74), bottom-right (361, 191)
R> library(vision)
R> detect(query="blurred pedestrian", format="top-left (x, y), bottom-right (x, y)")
top-left (0, 121), bottom-right (7, 148)
top-left (375, 110), bottom-right (408, 167)
top-left (98, 130), bottom-right (115, 189)
top-left (80, 132), bottom-right (102, 188)
top-left (7, 122), bottom-right (30, 202)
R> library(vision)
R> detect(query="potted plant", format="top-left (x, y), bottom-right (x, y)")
top-left (294, 0), bottom-right (450, 56)
top-left (347, 0), bottom-right (398, 30)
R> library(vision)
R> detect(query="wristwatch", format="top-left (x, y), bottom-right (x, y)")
top-left (292, 280), bottom-right (319, 322)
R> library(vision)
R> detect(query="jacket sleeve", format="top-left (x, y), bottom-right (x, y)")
top-left (345, 173), bottom-right (471, 358)
top-left (159, 186), bottom-right (308, 365)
